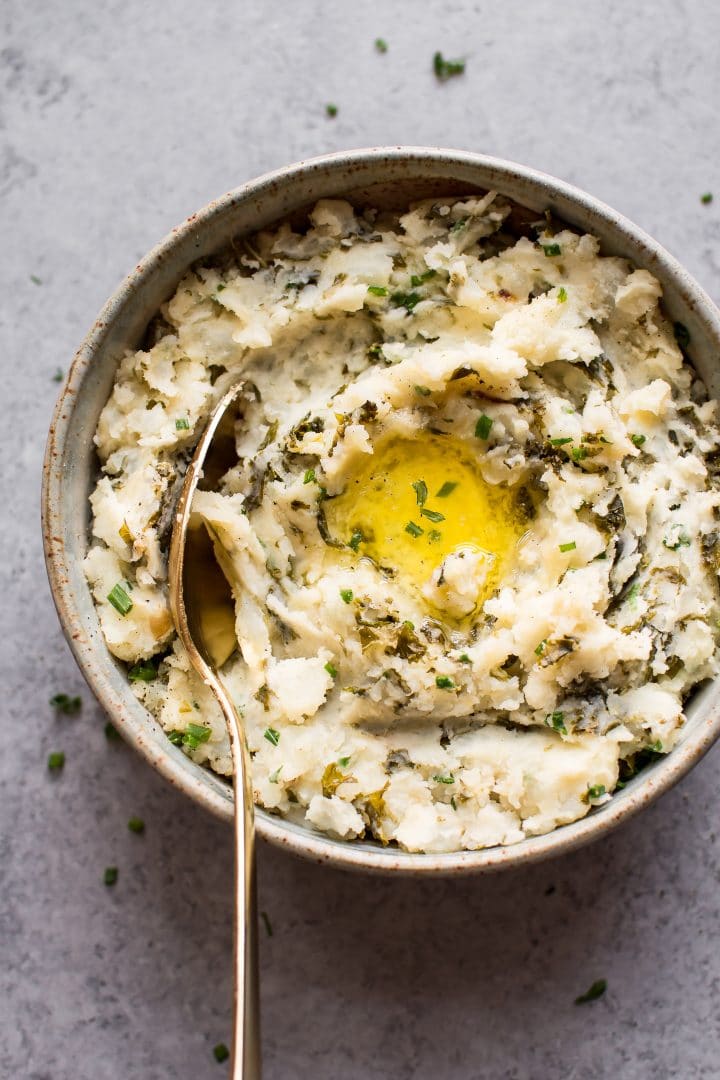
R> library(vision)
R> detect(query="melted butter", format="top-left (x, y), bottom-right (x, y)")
top-left (325, 435), bottom-right (528, 615)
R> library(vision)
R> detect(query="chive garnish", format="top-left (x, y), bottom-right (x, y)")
top-left (550, 437), bottom-right (573, 446)
top-left (303, 468), bottom-right (316, 484)
top-left (405, 521), bottom-right (424, 538)
top-left (410, 269), bottom-right (437, 286)
top-left (433, 51), bottom-right (465, 80)
top-left (326, 103), bottom-right (338, 117)
top-left (435, 675), bottom-right (454, 689)
top-left (213, 1043), bottom-right (230, 1063)
top-left (104, 867), bottom-right (118, 887)
top-left (701, 192), bottom-right (713, 204)
top-left (367, 284), bottom-right (388, 296)
top-left (475, 414), bottom-right (493, 439)
top-left (420, 508), bottom-right (445, 523)
top-left (545, 711), bottom-right (567, 734)
top-left (542, 243), bottom-right (562, 256)
top-left (427, 529), bottom-right (442, 542)
top-left (182, 722), bottom-right (211, 749)
top-left (458, 653), bottom-right (471, 664)
top-left (127, 659), bottom-right (158, 683)
top-left (375, 37), bottom-right (388, 53)
top-left (559, 541), bottom-right (576, 552)
top-left (587, 784), bottom-right (606, 800)
top-left (575, 979), bottom-right (607, 1005)
top-left (414, 384), bottom-right (432, 397)
top-left (49, 693), bottom-right (81, 714)
top-left (436, 481), bottom-right (458, 498)
top-left (571, 447), bottom-right (587, 462)
top-left (105, 722), bottom-right (121, 742)
top-left (412, 479), bottom-right (428, 506)
top-left (557, 286), bottom-right (568, 303)
top-left (48, 751), bottom-right (65, 771)
top-left (260, 911), bottom-right (274, 937)
top-left (53, 368), bottom-right (63, 382)
top-left (30, 274), bottom-right (42, 285)
top-left (264, 727), bottom-right (280, 746)
top-left (391, 290), bottom-right (422, 311)
top-left (630, 433), bottom-right (646, 448)
top-left (534, 639), bottom-right (546, 656)
top-left (338, 756), bottom-right (351, 766)
top-left (269, 766), bottom-right (283, 783)
top-left (349, 529), bottom-right (364, 551)
top-left (175, 417), bottom-right (190, 430)
top-left (127, 816), bottom-right (145, 834)
top-left (340, 588), bottom-right (353, 603)
top-left (432, 774), bottom-right (455, 784)
top-left (324, 661), bottom-right (338, 678)
top-left (107, 582), bottom-right (133, 616)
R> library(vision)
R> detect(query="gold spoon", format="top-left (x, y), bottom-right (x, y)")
top-left (168, 383), bottom-right (261, 1079)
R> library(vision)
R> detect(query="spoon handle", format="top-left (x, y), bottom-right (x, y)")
top-left (216, 686), bottom-right (261, 1079)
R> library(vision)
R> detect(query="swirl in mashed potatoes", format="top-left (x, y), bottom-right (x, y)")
top-left (85, 193), bottom-right (720, 853)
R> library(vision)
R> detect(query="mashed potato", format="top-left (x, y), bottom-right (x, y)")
top-left (85, 193), bottom-right (720, 853)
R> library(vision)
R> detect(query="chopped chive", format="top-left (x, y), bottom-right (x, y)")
top-left (545, 711), bottom-right (567, 735)
top-left (213, 1043), bottom-right (230, 1063)
top-left (340, 588), bottom-right (353, 603)
top-left (405, 520), bottom-right (424, 538)
top-left (182, 722), bottom-right (212, 749)
top-left (30, 274), bottom-right (42, 285)
top-left (127, 816), bottom-right (145, 834)
top-left (449, 217), bottom-right (468, 234)
top-left (427, 529), bottom-right (442, 542)
top-left (420, 508), bottom-right (445, 523)
top-left (264, 727), bottom-right (280, 746)
top-left (47, 751), bottom-right (65, 771)
top-left (107, 582), bottom-right (133, 616)
top-left (53, 367), bottom-right (64, 382)
top-left (175, 417), bottom-right (190, 430)
top-left (433, 51), bottom-right (465, 81)
top-left (450, 795), bottom-right (458, 810)
top-left (575, 979), bottom-right (607, 1005)
top-left (349, 530), bottom-right (364, 552)
top-left (375, 37), bottom-right (388, 53)
top-left (436, 481), bottom-right (458, 498)
top-left (269, 766), bottom-right (283, 783)
top-left (49, 693), bottom-right (82, 714)
top-left (571, 447), bottom-right (587, 462)
top-left (260, 910), bottom-right (274, 937)
top-left (557, 286), bottom-right (568, 303)
top-left (391, 290), bottom-right (422, 311)
top-left (326, 103), bottom-right (338, 117)
top-left (458, 653), bottom-right (471, 664)
top-left (127, 659), bottom-right (158, 683)
top-left (324, 661), bottom-right (338, 678)
top-left (167, 730), bottom-right (184, 746)
top-left (475, 414), bottom-right (493, 439)
top-left (542, 243), bottom-right (562, 257)
top-left (338, 756), bottom-right (351, 766)
top-left (587, 784), bottom-right (606, 800)
top-left (303, 468), bottom-right (316, 484)
top-left (410, 269), bottom-right (437, 286)
top-left (367, 284), bottom-right (388, 296)
top-left (534, 639), bottom-right (547, 656)
top-left (550, 437), bottom-right (573, 446)
top-left (104, 866), bottom-right (118, 887)
top-left (701, 192), bottom-right (713, 204)
top-left (630, 433), bottom-right (646, 448)
top-left (412, 479), bottom-right (428, 506)
top-left (435, 675), bottom-right (454, 689)
top-left (104, 722), bottom-right (121, 742)
top-left (663, 525), bottom-right (692, 550)
top-left (432, 773), bottom-right (455, 784)
top-left (414, 384), bottom-right (432, 397)
top-left (559, 541), bottom-right (577, 553)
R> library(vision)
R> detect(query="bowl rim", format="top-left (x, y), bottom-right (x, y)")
top-left (42, 144), bottom-right (720, 876)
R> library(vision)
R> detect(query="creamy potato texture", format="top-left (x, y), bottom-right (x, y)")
top-left (85, 194), bottom-right (720, 853)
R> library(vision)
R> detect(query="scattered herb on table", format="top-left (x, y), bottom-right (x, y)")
top-left (701, 192), bottom-right (713, 204)
top-left (433, 51), bottom-right (465, 81)
top-left (48, 751), bottom-right (65, 771)
top-left (326, 103), bottom-right (338, 118)
top-left (105, 722), bottom-right (121, 742)
top-left (375, 37), bottom-right (388, 53)
top-left (53, 368), bottom-right (64, 382)
top-left (50, 693), bottom-right (81, 714)
top-left (213, 1043), bottom-right (230, 1063)
top-left (260, 910), bottom-right (274, 937)
top-left (30, 274), bottom-right (42, 285)
top-left (127, 816), bottom-right (145, 834)
top-left (575, 978), bottom-right (607, 1005)
top-left (104, 866), bottom-right (118, 887)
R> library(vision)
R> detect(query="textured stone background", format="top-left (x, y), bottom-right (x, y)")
top-left (3, 1), bottom-right (720, 1077)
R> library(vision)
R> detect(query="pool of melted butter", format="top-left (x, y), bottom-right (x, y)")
top-left (326, 434), bottom-right (528, 616)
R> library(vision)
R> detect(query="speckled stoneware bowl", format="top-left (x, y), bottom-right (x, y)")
top-left (43, 147), bottom-right (720, 875)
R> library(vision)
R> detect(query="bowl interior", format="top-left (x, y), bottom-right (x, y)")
top-left (43, 148), bottom-right (720, 874)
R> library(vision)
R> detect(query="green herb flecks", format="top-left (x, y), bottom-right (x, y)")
top-left (338, 756), bottom-right (351, 767)
top-left (340, 588), bottom-right (353, 603)
top-left (405, 521), bottom-right (424, 538)
top-left (48, 751), bottom-right (65, 771)
top-left (631, 433), bottom-right (646, 448)
top-left (213, 1043), bottom-right (230, 1063)
top-left (104, 866), bottom-right (118, 887)
top-left (107, 582), bottom-right (133, 616)
top-left (663, 524), bottom-right (692, 550)
top-left (367, 284), bottom-right (388, 296)
top-left (53, 367), bottom-right (63, 382)
top-left (435, 675), bottom-right (455, 689)
top-left (475, 414), bottom-right (493, 439)
top-left (264, 727), bottom-right (280, 746)
top-left (391, 290), bottom-right (422, 312)
top-left (412, 479), bottom-right (428, 506)
top-left (542, 243), bottom-right (562, 257)
top-left (326, 103), bottom-right (338, 118)
top-left (427, 529), bottom-right (442, 542)
top-left (436, 481), bottom-right (458, 498)
top-left (575, 979), bottom-right (607, 1005)
top-left (324, 661), bottom-right (338, 678)
top-left (127, 816), bottom-right (145, 834)
top-left (559, 541), bottom-right (577, 553)
top-left (50, 693), bottom-right (81, 714)
top-left (571, 447), bottom-right (587, 462)
top-left (260, 910), bottom-right (274, 937)
top-left (545, 711), bottom-right (567, 735)
top-left (175, 417), bottom-right (190, 431)
top-left (550, 437), bottom-right (573, 446)
top-left (182, 723), bottom-right (212, 750)
top-left (349, 529), bottom-right (365, 552)
top-left (420, 508), bottom-right (445, 523)
top-left (127, 659), bottom-right (158, 683)
top-left (303, 468), bottom-right (316, 484)
top-left (432, 774), bottom-right (455, 784)
top-left (701, 192), bottom-right (713, 205)
top-left (414, 384), bottom-right (432, 397)
top-left (410, 269), bottom-right (437, 286)
top-left (375, 37), bottom-right (388, 53)
top-left (557, 286), bottom-right (568, 303)
top-left (587, 784), bottom-right (606, 800)
top-left (433, 51), bottom-right (465, 81)
top-left (458, 653), bottom-right (471, 664)
top-left (534, 639), bottom-right (547, 657)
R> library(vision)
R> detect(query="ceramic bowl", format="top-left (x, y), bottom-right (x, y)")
top-left (42, 147), bottom-right (720, 874)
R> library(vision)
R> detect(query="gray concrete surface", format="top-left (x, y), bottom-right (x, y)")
top-left (3, 1), bottom-right (720, 1077)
